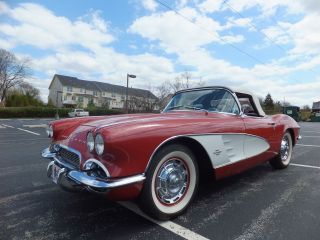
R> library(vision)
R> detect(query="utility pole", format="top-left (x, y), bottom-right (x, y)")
top-left (55, 90), bottom-right (63, 119)
top-left (126, 74), bottom-right (136, 113)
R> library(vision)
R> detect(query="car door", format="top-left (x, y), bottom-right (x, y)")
top-left (241, 114), bottom-right (277, 161)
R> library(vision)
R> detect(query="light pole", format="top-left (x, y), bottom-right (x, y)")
top-left (126, 74), bottom-right (136, 113)
top-left (55, 90), bottom-right (63, 119)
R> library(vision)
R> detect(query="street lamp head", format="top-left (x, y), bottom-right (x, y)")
top-left (128, 74), bottom-right (136, 78)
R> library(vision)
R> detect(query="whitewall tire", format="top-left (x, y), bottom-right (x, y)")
top-left (269, 131), bottom-right (293, 169)
top-left (139, 144), bottom-right (198, 220)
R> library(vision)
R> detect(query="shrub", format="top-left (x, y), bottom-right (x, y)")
top-left (0, 107), bottom-right (124, 118)
top-left (0, 107), bottom-right (72, 118)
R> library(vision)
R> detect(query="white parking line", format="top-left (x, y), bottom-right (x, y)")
top-left (23, 124), bottom-right (47, 128)
top-left (17, 128), bottom-right (40, 136)
top-left (296, 144), bottom-right (320, 148)
top-left (291, 163), bottom-right (320, 170)
top-left (301, 131), bottom-right (320, 134)
top-left (2, 124), bottom-right (14, 128)
top-left (119, 201), bottom-right (209, 240)
top-left (301, 136), bottom-right (320, 138)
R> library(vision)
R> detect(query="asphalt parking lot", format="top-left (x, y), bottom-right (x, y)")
top-left (1, 119), bottom-right (320, 240)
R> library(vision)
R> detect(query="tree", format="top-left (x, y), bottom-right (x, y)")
top-left (302, 105), bottom-right (310, 111)
top-left (18, 81), bottom-right (40, 99)
top-left (5, 90), bottom-right (43, 107)
top-left (87, 98), bottom-right (95, 109)
top-left (0, 49), bottom-right (31, 104)
top-left (263, 93), bottom-right (274, 110)
top-left (155, 71), bottom-right (207, 109)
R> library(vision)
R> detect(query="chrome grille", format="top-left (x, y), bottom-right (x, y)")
top-left (58, 147), bottom-right (80, 168)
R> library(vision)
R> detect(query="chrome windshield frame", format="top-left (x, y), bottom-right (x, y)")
top-left (163, 86), bottom-right (243, 116)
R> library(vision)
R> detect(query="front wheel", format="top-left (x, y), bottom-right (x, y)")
top-left (269, 131), bottom-right (293, 169)
top-left (139, 144), bottom-right (198, 220)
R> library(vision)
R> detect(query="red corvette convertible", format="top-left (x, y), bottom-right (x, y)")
top-left (42, 86), bottom-right (300, 220)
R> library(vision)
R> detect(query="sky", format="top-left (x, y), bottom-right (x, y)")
top-left (0, 0), bottom-right (319, 106)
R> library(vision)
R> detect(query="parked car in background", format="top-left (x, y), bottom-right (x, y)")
top-left (42, 86), bottom-right (300, 220)
top-left (282, 106), bottom-right (300, 122)
top-left (68, 109), bottom-right (89, 118)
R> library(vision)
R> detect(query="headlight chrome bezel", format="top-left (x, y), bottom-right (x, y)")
top-left (95, 133), bottom-right (105, 156)
top-left (86, 132), bottom-right (95, 152)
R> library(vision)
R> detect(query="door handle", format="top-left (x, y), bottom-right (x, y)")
top-left (268, 122), bottom-right (275, 126)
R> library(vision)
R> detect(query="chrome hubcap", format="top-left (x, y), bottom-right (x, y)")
top-left (156, 158), bottom-right (189, 205)
top-left (280, 136), bottom-right (290, 161)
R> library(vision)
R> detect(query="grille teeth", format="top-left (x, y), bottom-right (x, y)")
top-left (58, 147), bottom-right (80, 168)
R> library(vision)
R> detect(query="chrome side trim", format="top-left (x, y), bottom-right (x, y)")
top-left (67, 171), bottom-right (145, 189)
top-left (145, 133), bottom-right (271, 172)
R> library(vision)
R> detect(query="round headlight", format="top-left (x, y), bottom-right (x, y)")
top-left (46, 125), bottom-right (53, 138)
top-left (86, 132), bottom-right (94, 152)
top-left (95, 134), bottom-right (104, 156)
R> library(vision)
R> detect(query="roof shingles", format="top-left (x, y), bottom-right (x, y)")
top-left (53, 74), bottom-right (157, 99)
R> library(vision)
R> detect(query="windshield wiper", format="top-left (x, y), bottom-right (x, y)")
top-left (184, 105), bottom-right (208, 113)
top-left (167, 105), bottom-right (208, 113)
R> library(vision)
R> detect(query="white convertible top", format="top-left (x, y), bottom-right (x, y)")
top-left (233, 89), bottom-right (266, 117)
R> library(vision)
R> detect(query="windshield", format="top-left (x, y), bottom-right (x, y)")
top-left (163, 88), bottom-right (240, 114)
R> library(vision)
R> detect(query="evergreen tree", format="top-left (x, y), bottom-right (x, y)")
top-left (263, 93), bottom-right (274, 110)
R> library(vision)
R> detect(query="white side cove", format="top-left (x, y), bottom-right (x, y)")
top-left (189, 134), bottom-right (270, 168)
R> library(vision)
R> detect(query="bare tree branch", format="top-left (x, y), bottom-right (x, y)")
top-left (0, 49), bottom-right (31, 103)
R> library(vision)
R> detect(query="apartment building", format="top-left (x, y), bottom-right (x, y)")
top-left (48, 74), bottom-right (158, 110)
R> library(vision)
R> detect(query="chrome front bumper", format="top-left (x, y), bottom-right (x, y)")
top-left (41, 147), bottom-right (145, 192)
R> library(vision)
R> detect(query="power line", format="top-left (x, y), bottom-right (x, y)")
top-left (223, 0), bottom-right (320, 76)
top-left (223, 1), bottom-right (288, 52)
top-left (154, 0), bottom-right (267, 66)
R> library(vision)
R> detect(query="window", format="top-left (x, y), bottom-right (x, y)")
top-left (72, 96), bottom-right (76, 101)
top-left (67, 86), bottom-right (72, 92)
top-left (111, 92), bottom-right (116, 98)
top-left (93, 91), bottom-right (98, 96)
top-left (80, 88), bottom-right (84, 93)
top-left (164, 88), bottom-right (239, 114)
top-left (64, 95), bottom-right (67, 100)
top-left (78, 96), bottom-right (83, 102)
top-left (238, 97), bottom-right (259, 117)
top-left (102, 92), bottom-right (105, 96)
top-left (121, 95), bottom-right (125, 100)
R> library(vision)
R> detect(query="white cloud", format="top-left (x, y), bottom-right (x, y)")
top-left (224, 17), bottom-right (253, 30)
top-left (0, 2), bottom-right (114, 50)
top-left (129, 8), bottom-right (226, 53)
top-left (198, 0), bottom-right (225, 13)
top-left (128, 3), bottom-right (320, 106)
top-left (0, 1), bottom-right (9, 14)
top-left (141, 0), bottom-right (158, 11)
top-left (1, 0), bottom-right (319, 107)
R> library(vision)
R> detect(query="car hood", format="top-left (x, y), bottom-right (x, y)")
top-left (81, 111), bottom-right (226, 130)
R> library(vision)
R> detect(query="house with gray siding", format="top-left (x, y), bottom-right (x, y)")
top-left (48, 74), bottom-right (157, 110)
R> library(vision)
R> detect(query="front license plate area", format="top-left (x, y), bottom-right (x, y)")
top-left (52, 164), bottom-right (61, 184)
